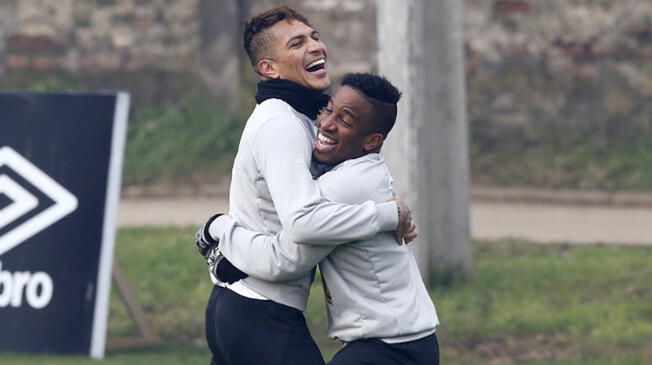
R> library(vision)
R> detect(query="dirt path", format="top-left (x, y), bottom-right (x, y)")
top-left (471, 202), bottom-right (652, 246)
top-left (118, 197), bottom-right (229, 227)
top-left (117, 189), bottom-right (652, 246)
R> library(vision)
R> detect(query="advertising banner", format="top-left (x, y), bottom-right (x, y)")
top-left (0, 92), bottom-right (129, 358)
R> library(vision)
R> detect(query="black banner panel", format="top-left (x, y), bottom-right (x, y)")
top-left (0, 93), bottom-right (129, 358)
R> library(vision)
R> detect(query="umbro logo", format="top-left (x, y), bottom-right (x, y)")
top-left (0, 146), bottom-right (78, 256)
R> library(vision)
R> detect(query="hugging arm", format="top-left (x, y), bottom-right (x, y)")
top-left (251, 117), bottom-right (399, 245)
top-left (211, 216), bottom-right (332, 281)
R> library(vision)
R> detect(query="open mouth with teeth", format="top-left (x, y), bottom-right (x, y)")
top-left (305, 58), bottom-right (326, 73)
top-left (315, 132), bottom-right (337, 154)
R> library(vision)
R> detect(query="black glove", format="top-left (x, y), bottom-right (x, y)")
top-left (206, 246), bottom-right (249, 284)
top-left (195, 214), bottom-right (222, 258)
top-left (215, 256), bottom-right (249, 284)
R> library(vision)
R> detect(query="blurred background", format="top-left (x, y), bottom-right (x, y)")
top-left (0, 0), bottom-right (651, 364)
top-left (2, 0), bottom-right (652, 190)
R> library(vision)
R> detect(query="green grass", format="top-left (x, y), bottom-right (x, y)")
top-left (122, 98), bottom-right (245, 186)
top-left (0, 344), bottom-right (206, 365)
top-left (434, 240), bottom-right (652, 364)
top-left (0, 70), bottom-right (248, 187)
top-left (467, 59), bottom-right (652, 191)
top-left (109, 227), bottom-right (212, 341)
top-left (471, 133), bottom-right (652, 191)
top-left (6, 70), bottom-right (652, 191)
top-left (1, 229), bottom-right (651, 364)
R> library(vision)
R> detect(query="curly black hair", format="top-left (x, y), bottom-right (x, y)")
top-left (341, 73), bottom-right (402, 137)
top-left (243, 6), bottom-right (311, 71)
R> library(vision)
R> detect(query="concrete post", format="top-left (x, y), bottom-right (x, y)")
top-left (377, 0), bottom-right (472, 283)
top-left (198, 0), bottom-right (242, 111)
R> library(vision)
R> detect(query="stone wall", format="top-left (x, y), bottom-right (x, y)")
top-left (0, 0), bottom-right (379, 76)
top-left (465, 0), bottom-right (652, 138)
top-left (0, 0), bottom-right (377, 109)
top-left (463, 0), bottom-right (652, 188)
top-left (0, 0), bottom-right (201, 73)
top-left (1, 0), bottom-right (651, 136)
top-left (2, 0), bottom-right (651, 81)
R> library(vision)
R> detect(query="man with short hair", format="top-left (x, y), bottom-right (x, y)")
top-left (210, 73), bottom-right (440, 365)
top-left (196, 7), bottom-right (415, 365)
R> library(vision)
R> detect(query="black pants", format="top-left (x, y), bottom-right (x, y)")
top-left (205, 285), bottom-right (324, 365)
top-left (328, 333), bottom-right (439, 365)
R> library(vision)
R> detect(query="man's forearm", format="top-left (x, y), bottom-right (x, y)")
top-left (210, 215), bottom-right (332, 281)
top-left (253, 116), bottom-right (399, 245)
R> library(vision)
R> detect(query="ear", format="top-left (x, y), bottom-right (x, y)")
top-left (363, 133), bottom-right (384, 152)
top-left (257, 59), bottom-right (280, 79)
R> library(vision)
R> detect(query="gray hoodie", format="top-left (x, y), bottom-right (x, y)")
top-left (211, 98), bottom-right (398, 311)
top-left (213, 152), bottom-right (438, 342)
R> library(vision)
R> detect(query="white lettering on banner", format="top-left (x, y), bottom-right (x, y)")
top-left (0, 261), bottom-right (53, 309)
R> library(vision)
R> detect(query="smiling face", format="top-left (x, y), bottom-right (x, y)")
top-left (257, 19), bottom-right (331, 91)
top-left (313, 86), bottom-right (384, 165)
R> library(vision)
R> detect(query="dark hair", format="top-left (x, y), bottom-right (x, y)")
top-left (341, 73), bottom-right (402, 137)
top-left (243, 6), bottom-right (311, 71)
